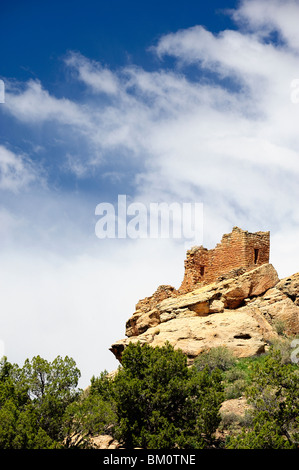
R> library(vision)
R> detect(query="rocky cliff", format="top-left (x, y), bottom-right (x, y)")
top-left (110, 231), bottom-right (299, 365)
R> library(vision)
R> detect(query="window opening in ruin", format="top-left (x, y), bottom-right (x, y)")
top-left (200, 266), bottom-right (205, 276)
top-left (254, 249), bottom-right (259, 264)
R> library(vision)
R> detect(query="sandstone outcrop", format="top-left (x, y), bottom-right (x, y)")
top-left (246, 273), bottom-right (299, 336)
top-left (110, 228), bottom-right (299, 364)
top-left (110, 263), bottom-right (285, 363)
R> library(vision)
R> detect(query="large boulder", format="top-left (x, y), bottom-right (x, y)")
top-left (247, 283), bottom-right (299, 336)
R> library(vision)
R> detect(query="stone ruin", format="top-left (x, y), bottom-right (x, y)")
top-left (179, 226), bottom-right (270, 293)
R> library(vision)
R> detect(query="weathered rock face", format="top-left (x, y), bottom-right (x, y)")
top-left (246, 273), bottom-right (299, 336)
top-left (110, 262), bottom-right (299, 364)
top-left (110, 227), bottom-right (299, 365)
top-left (111, 306), bottom-right (277, 365)
top-left (124, 264), bottom-right (279, 336)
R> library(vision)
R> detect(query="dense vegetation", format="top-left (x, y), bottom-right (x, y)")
top-left (0, 338), bottom-right (298, 449)
top-left (0, 355), bottom-right (80, 448)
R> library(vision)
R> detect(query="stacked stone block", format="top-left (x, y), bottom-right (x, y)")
top-left (179, 227), bottom-right (270, 293)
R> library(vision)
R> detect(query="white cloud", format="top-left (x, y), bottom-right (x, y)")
top-left (65, 52), bottom-right (119, 95)
top-left (0, 208), bottom-right (22, 237)
top-left (0, 145), bottom-right (38, 192)
top-left (5, 79), bottom-right (91, 128)
top-left (234, 0), bottom-right (299, 50)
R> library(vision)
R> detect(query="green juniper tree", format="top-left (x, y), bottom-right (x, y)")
top-left (0, 355), bottom-right (80, 448)
top-left (63, 371), bottom-right (117, 448)
top-left (111, 341), bottom-right (224, 449)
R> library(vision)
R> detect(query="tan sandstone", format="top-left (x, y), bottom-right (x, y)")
top-left (111, 264), bottom-right (285, 363)
top-left (110, 229), bottom-right (299, 364)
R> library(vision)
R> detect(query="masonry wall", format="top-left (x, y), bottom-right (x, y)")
top-left (178, 227), bottom-right (270, 293)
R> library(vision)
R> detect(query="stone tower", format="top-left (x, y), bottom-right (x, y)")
top-left (178, 226), bottom-right (270, 294)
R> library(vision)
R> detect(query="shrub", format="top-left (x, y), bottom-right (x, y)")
top-left (273, 319), bottom-right (286, 336)
top-left (270, 336), bottom-right (299, 364)
top-left (226, 348), bottom-right (299, 449)
top-left (194, 347), bottom-right (236, 373)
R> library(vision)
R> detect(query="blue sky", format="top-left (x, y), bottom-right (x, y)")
top-left (0, 0), bottom-right (238, 200)
top-left (1, 0), bottom-right (299, 387)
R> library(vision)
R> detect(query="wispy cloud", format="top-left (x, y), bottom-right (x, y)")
top-left (2, 0), bottom-right (299, 247)
top-left (0, 145), bottom-right (39, 192)
top-left (65, 52), bottom-right (119, 95)
top-left (5, 79), bottom-right (89, 126)
top-left (233, 0), bottom-right (299, 49)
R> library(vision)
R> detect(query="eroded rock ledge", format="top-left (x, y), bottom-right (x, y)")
top-left (110, 263), bottom-right (299, 364)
